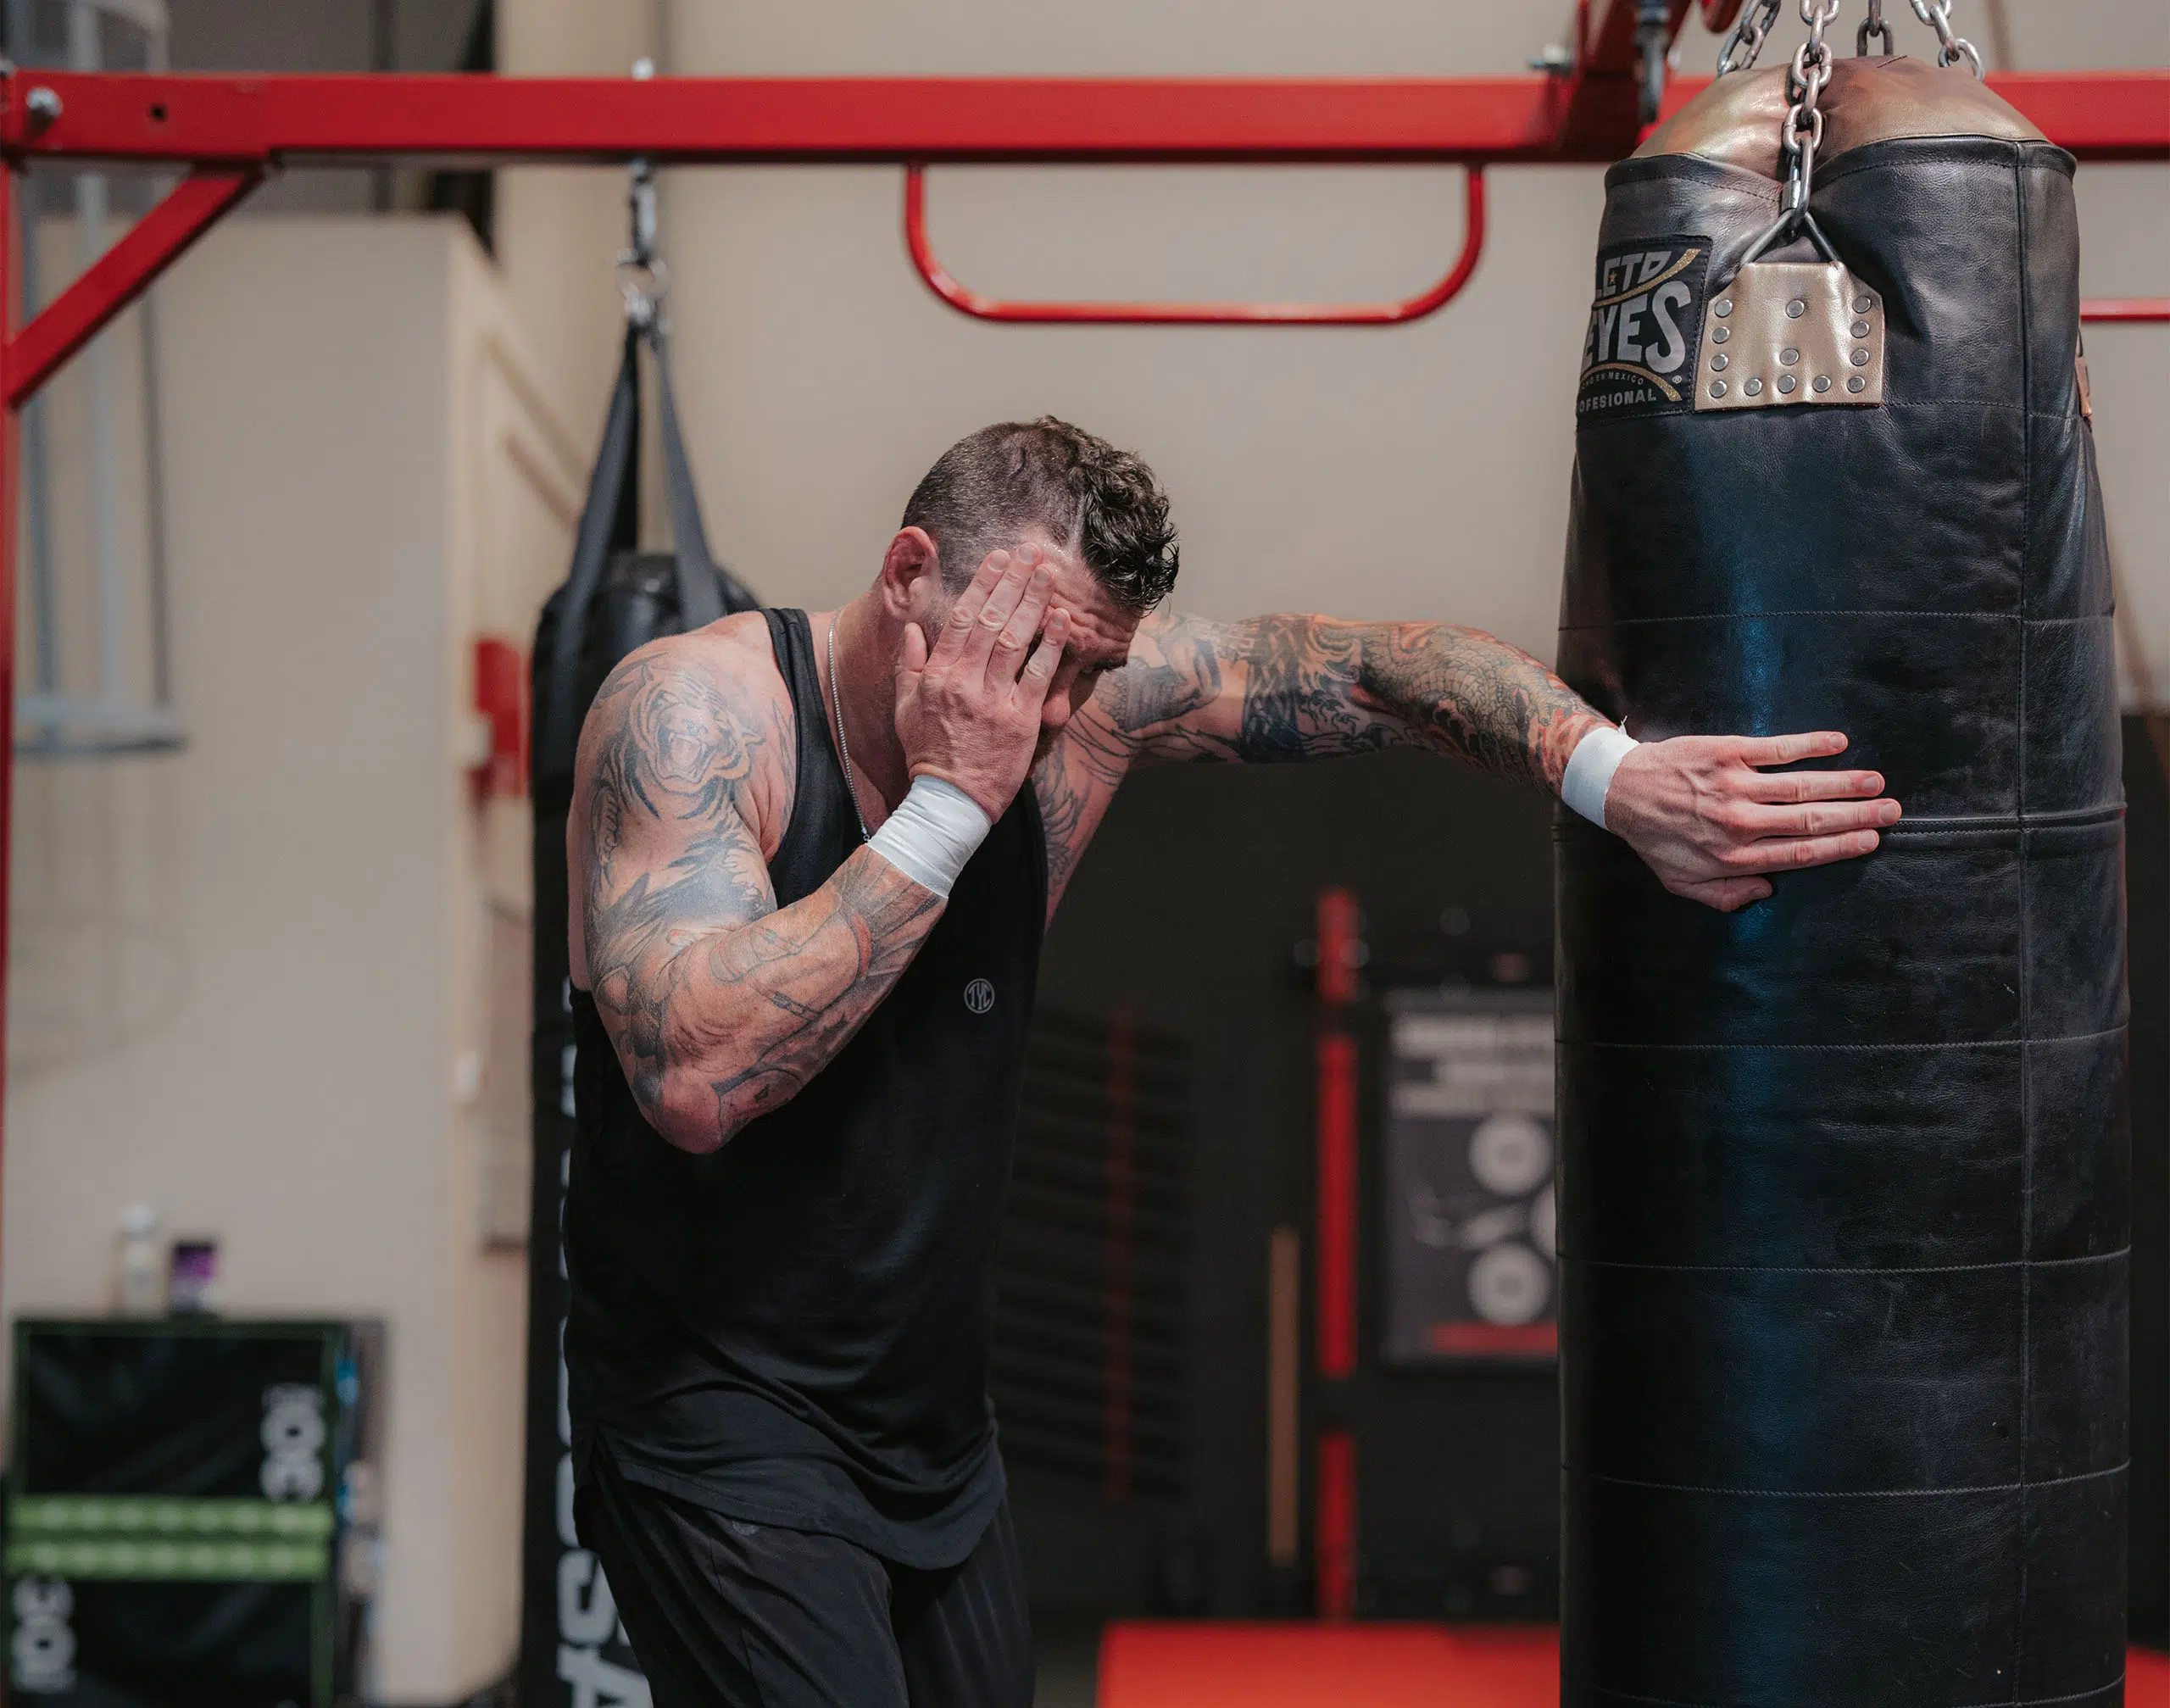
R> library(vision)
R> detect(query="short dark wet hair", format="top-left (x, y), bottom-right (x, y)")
top-left (900, 416), bottom-right (1180, 613)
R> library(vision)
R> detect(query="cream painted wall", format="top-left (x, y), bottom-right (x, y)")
top-left (3, 217), bottom-right (580, 1702)
top-left (653, 0), bottom-right (2165, 698)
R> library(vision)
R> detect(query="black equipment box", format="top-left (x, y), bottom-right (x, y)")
top-left (4, 1317), bottom-right (383, 1706)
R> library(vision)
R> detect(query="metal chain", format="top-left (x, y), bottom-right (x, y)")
top-left (617, 160), bottom-right (667, 329)
top-left (1908, 0), bottom-right (1984, 74)
top-left (1717, 0), bottom-right (1784, 73)
top-left (1781, 0), bottom-right (1841, 213)
top-left (1728, 0), bottom-right (1983, 77)
top-left (1857, 0), bottom-right (1894, 55)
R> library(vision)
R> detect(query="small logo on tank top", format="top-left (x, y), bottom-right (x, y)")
top-left (964, 978), bottom-right (996, 1015)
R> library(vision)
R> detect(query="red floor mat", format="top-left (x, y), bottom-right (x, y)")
top-left (2132, 1644), bottom-right (2169, 1707)
top-left (1099, 1623), bottom-right (1554, 1707)
top-left (1099, 1623), bottom-right (2170, 1708)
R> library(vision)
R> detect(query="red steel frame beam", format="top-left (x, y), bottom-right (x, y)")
top-left (2082, 298), bottom-right (2170, 324)
top-left (0, 71), bottom-right (1584, 166)
top-left (3, 69), bottom-right (2162, 168)
top-left (0, 66), bottom-right (2153, 371)
top-left (3, 168), bottom-right (256, 409)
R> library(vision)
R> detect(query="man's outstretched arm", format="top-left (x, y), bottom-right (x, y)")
top-left (1045, 609), bottom-right (1900, 913)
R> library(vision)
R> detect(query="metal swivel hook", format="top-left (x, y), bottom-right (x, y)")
top-left (1636, 0), bottom-right (1673, 124)
top-left (616, 58), bottom-right (667, 328)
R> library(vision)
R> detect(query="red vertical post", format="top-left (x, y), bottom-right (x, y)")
top-left (1103, 1009), bottom-right (1137, 1502)
top-left (0, 154), bottom-right (18, 1332)
top-left (1313, 887), bottom-right (1360, 1619)
top-left (1315, 1031), bottom-right (1357, 1380)
top-left (0, 152), bottom-right (18, 1472)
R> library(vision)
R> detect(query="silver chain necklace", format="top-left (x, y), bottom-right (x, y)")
top-left (826, 615), bottom-right (872, 843)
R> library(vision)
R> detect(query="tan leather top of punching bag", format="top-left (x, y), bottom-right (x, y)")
top-left (1633, 56), bottom-right (2043, 178)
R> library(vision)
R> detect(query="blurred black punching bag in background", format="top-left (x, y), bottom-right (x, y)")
top-left (1555, 48), bottom-right (2127, 1708)
top-left (520, 320), bottom-right (759, 1705)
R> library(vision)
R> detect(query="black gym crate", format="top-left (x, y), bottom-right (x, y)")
top-left (4, 1316), bottom-right (382, 1706)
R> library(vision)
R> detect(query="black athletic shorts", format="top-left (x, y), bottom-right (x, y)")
top-left (574, 1444), bottom-right (1035, 1708)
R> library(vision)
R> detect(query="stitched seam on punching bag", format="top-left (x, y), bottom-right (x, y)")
top-left (1561, 1249), bottom-right (2129, 1276)
top-left (1878, 826), bottom-right (2107, 841)
top-left (1558, 611), bottom-right (2109, 627)
top-left (1561, 1024), bottom-right (2126, 1052)
top-left (1570, 400), bottom-right (2070, 434)
top-left (1883, 810), bottom-right (2123, 834)
top-left (1882, 401), bottom-right (2076, 417)
top-left (1812, 137), bottom-right (2056, 188)
top-left (2012, 152), bottom-right (2037, 1705)
top-left (1559, 1671), bottom-right (2127, 1708)
top-left (1576, 1459), bottom-right (2127, 1499)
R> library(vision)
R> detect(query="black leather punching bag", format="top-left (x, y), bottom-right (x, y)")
top-left (1556, 57), bottom-right (2128, 1707)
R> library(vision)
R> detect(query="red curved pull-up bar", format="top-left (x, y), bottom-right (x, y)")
top-left (2081, 298), bottom-right (2170, 323)
top-left (903, 163), bottom-right (1487, 325)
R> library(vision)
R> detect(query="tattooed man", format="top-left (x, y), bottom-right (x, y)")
top-left (563, 419), bottom-right (1900, 1706)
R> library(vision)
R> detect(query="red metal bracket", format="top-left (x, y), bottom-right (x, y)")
top-left (4, 167), bottom-right (258, 409)
top-left (2082, 298), bottom-right (2170, 324)
top-left (470, 636), bottom-right (527, 798)
top-left (1551, 0), bottom-right (1694, 158)
top-left (904, 163), bottom-right (1486, 325)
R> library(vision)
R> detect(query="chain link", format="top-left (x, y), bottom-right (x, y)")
top-left (1857, 0), bottom-right (1894, 55)
top-left (1726, 0), bottom-right (1983, 77)
top-left (1781, 0), bottom-right (1840, 213)
top-left (1717, 0), bottom-right (1784, 75)
top-left (1908, 0), bottom-right (1984, 75)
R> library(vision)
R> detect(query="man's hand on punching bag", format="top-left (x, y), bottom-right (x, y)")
top-left (1601, 732), bottom-right (1902, 914)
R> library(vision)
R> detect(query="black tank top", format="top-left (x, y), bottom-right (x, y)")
top-left (565, 607), bottom-right (1045, 1568)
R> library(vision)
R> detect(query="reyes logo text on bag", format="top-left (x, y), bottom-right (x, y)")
top-left (1577, 237), bottom-right (1709, 420)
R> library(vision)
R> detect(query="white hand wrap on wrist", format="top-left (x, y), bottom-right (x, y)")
top-left (1561, 726), bottom-right (1639, 832)
top-left (866, 776), bottom-right (993, 899)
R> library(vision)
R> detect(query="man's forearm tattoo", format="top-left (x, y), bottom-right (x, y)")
top-left (1032, 711), bottom-right (1131, 915)
top-left (1116, 611), bottom-right (1602, 790)
top-left (679, 850), bottom-right (938, 1135)
top-left (1336, 620), bottom-right (1603, 791)
top-left (578, 650), bottom-right (941, 1149)
top-left (1099, 614), bottom-right (1245, 764)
